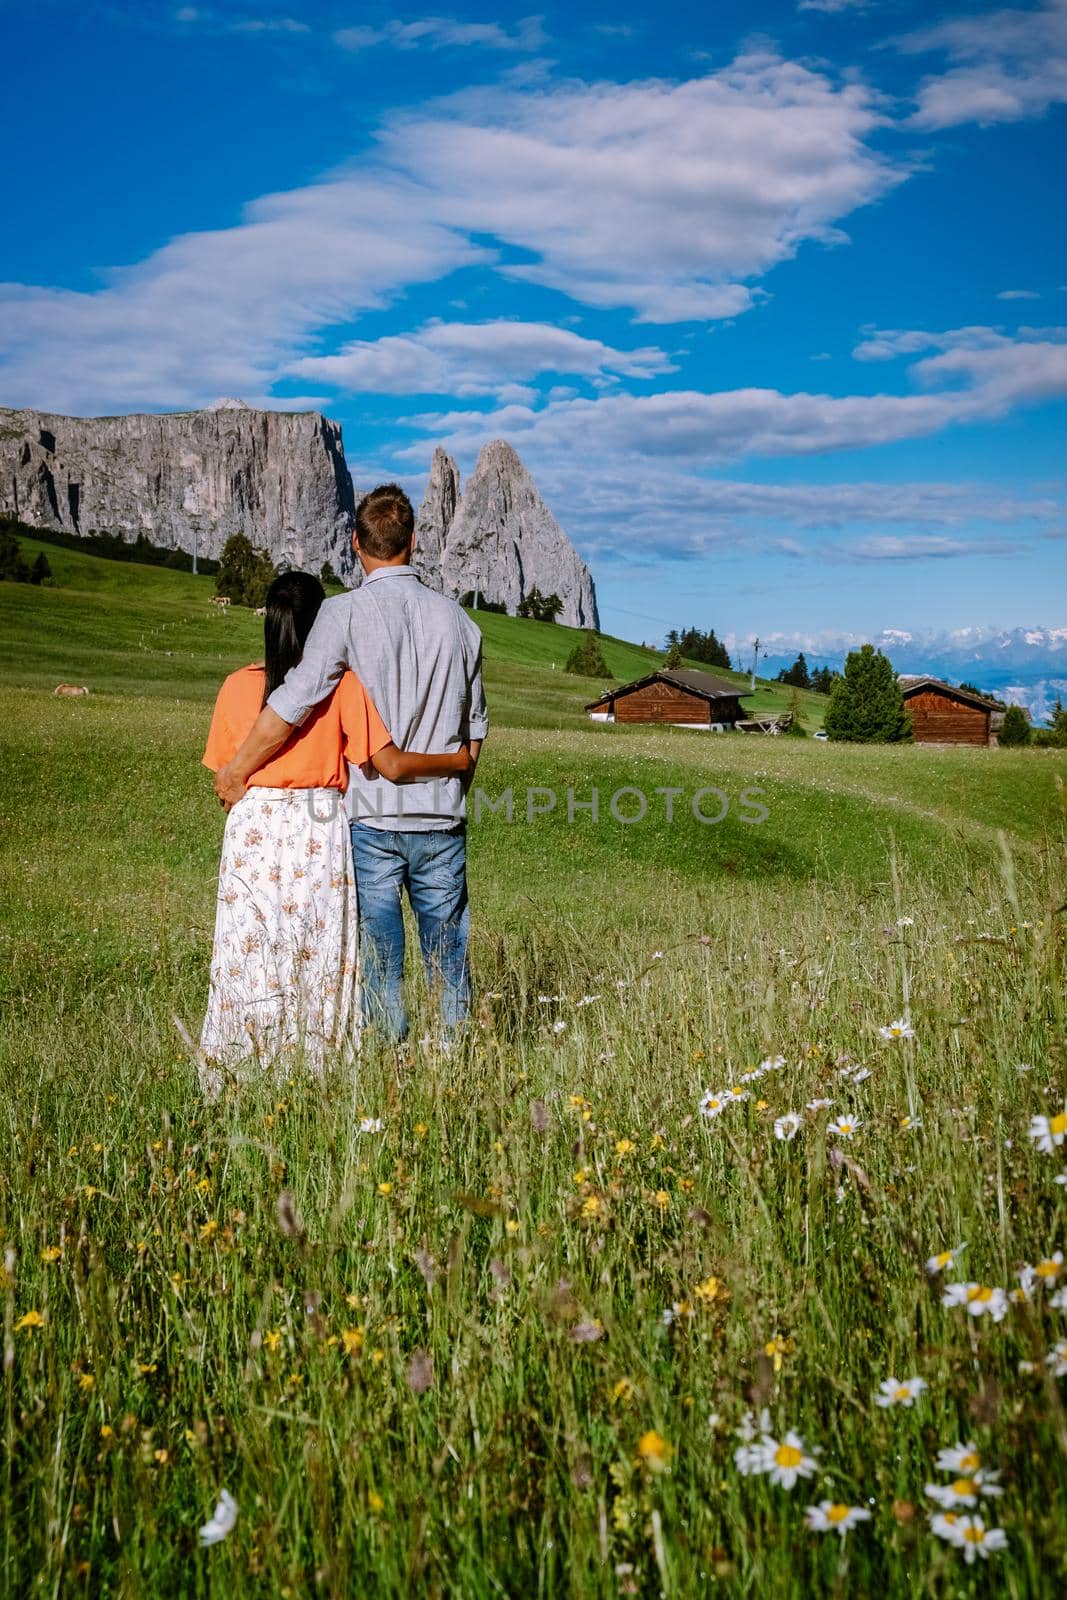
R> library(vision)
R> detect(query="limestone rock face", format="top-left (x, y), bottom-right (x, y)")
top-left (0, 405), bottom-right (599, 626)
top-left (440, 440), bottom-right (599, 629)
top-left (410, 445), bottom-right (460, 593)
top-left (0, 405), bottom-right (356, 576)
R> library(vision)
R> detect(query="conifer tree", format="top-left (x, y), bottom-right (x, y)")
top-left (824, 644), bottom-right (910, 743)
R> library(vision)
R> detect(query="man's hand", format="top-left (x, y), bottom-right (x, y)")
top-left (215, 762), bottom-right (248, 811)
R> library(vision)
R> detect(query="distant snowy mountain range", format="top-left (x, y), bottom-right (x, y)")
top-left (729, 626), bottom-right (1067, 723)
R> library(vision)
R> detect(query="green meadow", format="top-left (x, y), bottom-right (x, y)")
top-left (0, 545), bottom-right (1064, 1597)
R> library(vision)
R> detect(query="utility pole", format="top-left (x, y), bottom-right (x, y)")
top-left (192, 524), bottom-right (198, 577)
top-left (473, 588), bottom-right (480, 610)
top-left (750, 636), bottom-right (760, 693)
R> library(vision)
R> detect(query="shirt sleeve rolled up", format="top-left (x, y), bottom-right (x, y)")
top-left (266, 597), bottom-right (350, 726)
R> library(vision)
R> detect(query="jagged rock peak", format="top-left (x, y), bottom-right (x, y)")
top-left (440, 438), bottom-right (599, 629)
top-left (0, 404), bottom-right (356, 577)
top-left (206, 396), bottom-right (251, 411)
top-left (411, 446), bottom-right (460, 594)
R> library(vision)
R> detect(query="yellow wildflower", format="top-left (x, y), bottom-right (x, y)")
top-left (40, 1246), bottom-right (62, 1264)
top-left (14, 1310), bottom-right (44, 1333)
top-left (637, 1430), bottom-right (673, 1472)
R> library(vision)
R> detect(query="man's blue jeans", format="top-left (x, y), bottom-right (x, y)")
top-left (350, 822), bottom-right (470, 1042)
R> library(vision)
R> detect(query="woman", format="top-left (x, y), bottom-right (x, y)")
top-left (200, 571), bottom-right (471, 1082)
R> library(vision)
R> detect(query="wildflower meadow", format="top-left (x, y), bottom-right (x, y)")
top-left (1, 551), bottom-right (1065, 1595)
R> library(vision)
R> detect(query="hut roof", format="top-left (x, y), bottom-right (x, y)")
top-left (898, 675), bottom-right (999, 711)
top-left (586, 668), bottom-right (745, 711)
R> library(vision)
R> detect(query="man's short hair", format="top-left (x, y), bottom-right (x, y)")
top-left (355, 484), bottom-right (415, 560)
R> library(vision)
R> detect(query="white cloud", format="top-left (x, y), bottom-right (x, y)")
top-left (174, 7), bottom-right (310, 33)
top-left (997, 288), bottom-right (1040, 300)
top-left (380, 54), bottom-right (904, 322)
top-left (289, 320), bottom-right (674, 397)
top-left (798, 0), bottom-right (870, 12)
top-left (842, 534), bottom-right (1017, 560)
top-left (900, 0), bottom-right (1067, 129)
top-left (397, 327), bottom-right (1067, 467)
top-left (0, 50), bottom-right (909, 409)
top-left (0, 177), bottom-right (481, 413)
top-left (333, 15), bottom-right (545, 53)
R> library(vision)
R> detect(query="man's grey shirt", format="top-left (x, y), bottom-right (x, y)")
top-left (268, 566), bottom-right (488, 831)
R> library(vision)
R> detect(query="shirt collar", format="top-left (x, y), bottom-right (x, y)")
top-left (362, 564), bottom-right (417, 584)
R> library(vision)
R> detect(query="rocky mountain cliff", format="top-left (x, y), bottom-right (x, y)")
top-left (416, 439), bottom-right (599, 629)
top-left (0, 404), bottom-right (599, 627)
top-left (0, 403), bottom-right (355, 576)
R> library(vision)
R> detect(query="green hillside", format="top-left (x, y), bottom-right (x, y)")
top-left (0, 536), bottom-right (828, 728)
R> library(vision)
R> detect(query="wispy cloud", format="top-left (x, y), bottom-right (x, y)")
top-left (381, 54), bottom-right (904, 323)
top-left (396, 328), bottom-right (1067, 468)
top-left (997, 288), bottom-right (1041, 300)
top-left (333, 15), bottom-right (546, 53)
top-left (798, 0), bottom-right (870, 13)
top-left (174, 7), bottom-right (310, 33)
top-left (0, 51), bottom-right (906, 409)
top-left (900, 0), bottom-right (1067, 129)
top-left (288, 320), bottom-right (674, 398)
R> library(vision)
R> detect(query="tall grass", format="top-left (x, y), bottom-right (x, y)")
top-left (2, 792), bottom-right (1064, 1594)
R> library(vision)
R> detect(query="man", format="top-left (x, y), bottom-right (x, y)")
top-left (215, 484), bottom-right (488, 1042)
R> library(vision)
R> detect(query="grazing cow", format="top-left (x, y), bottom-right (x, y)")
top-left (210, 595), bottom-right (231, 608)
top-left (54, 685), bottom-right (90, 697)
top-left (254, 606), bottom-right (267, 616)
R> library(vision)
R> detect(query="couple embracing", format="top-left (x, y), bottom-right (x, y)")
top-left (199, 483), bottom-right (488, 1080)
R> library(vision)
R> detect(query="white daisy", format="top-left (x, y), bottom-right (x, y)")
top-left (1035, 1251), bottom-right (1064, 1283)
top-left (1029, 1107), bottom-right (1067, 1153)
top-left (925, 1471), bottom-right (1003, 1509)
top-left (1049, 1286), bottom-right (1067, 1310)
top-left (879, 1019), bottom-right (915, 1041)
top-left (804, 1501), bottom-right (871, 1537)
top-left (774, 1113), bottom-right (802, 1142)
top-left (358, 1117), bottom-right (383, 1134)
top-left (735, 1408), bottom-right (771, 1443)
top-left (898, 1114), bottom-right (922, 1130)
top-left (725, 1085), bottom-right (750, 1103)
top-left (699, 1091), bottom-right (728, 1120)
top-left (934, 1441), bottom-right (983, 1475)
top-left (806, 1097), bottom-right (833, 1112)
top-left (551, 1019), bottom-right (567, 1034)
top-left (198, 1488), bottom-right (238, 1547)
top-left (952, 1515), bottom-right (1009, 1564)
top-left (929, 1511), bottom-right (963, 1545)
top-left (764, 1430), bottom-right (819, 1489)
top-left (926, 1244), bottom-right (966, 1277)
top-left (760, 1055), bottom-right (787, 1073)
top-left (736, 1429), bottom-right (818, 1489)
top-left (941, 1283), bottom-right (1009, 1322)
top-left (874, 1376), bottom-right (927, 1408)
top-left (1046, 1340), bottom-right (1067, 1377)
top-left (827, 1116), bottom-right (862, 1139)
top-left (896, 916), bottom-right (914, 927)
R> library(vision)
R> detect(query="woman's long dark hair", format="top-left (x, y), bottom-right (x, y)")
top-left (262, 571), bottom-right (326, 703)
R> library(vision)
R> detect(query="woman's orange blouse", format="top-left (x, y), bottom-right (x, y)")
top-left (203, 664), bottom-right (391, 792)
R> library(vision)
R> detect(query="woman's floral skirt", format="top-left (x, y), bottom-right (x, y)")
top-left (199, 787), bottom-right (357, 1078)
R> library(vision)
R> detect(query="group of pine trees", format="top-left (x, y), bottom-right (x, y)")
top-left (516, 587), bottom-right (564, 622)
top-left (663, 627), bottom-right (731, 671)
top-left (0, 526), bottom-right (52, 586)
top-left (776, 652), bottom-right (838, 695)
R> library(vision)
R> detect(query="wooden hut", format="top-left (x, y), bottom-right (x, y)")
top-left (585, 669), bottom-right (746, 729)
top-left (898, 675), bottom-right (997, 746)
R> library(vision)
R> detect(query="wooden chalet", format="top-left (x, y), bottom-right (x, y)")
top-left (585, 669), bottom-right (747, 730)
top-left (898, 675), bottom-right (999, 746)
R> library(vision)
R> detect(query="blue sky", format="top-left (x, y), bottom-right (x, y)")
top-left (1, 0), bottom-right (1065, 652)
